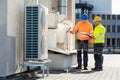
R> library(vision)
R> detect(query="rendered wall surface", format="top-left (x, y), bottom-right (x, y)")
top-left (0, 0), bottom-right (8, 77)
top-left (0, 0), bottom-right (25, 77)
top-left (7, 0), bottom-right (25, 74)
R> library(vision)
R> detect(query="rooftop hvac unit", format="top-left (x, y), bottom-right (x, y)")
top-left (25, 5), bottom-right (48, 60)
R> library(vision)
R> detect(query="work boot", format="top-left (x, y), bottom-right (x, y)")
top-left (91, 67), bottom-right (98, 71)
top-left (83, 67), bottom-right (88, 70)
top-left (75, 66), bottom-right (81, 70)
top-left (97, 67), bottom-right (103, 71)
top-left (97, 68), bottom-right (103, 71)
top-left (91, 67), bottom-right (103, 71)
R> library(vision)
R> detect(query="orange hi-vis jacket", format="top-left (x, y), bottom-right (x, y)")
top-left (71, 20), bottom-right (94, 44)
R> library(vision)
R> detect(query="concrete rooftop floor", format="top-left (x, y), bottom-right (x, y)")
top-left (2, 54), bottom-right (120, 80)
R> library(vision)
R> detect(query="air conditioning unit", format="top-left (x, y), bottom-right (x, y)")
top-left (25, 5), bottom-right (48, 60)
top-left (48, 12), bottom-right (57, 28)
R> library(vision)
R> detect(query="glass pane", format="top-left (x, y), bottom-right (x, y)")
top-left (112, 25), bottom-right (115, 32)
top-left (107, 38), bottom-right (110, 47)
top-left (107, 25), bottom-right (110, 32)
top-left (117, 39), bottom-right (120, 48)
top-left (117, 25), bottom-right (120, 32)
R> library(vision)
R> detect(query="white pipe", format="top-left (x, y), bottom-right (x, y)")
top-left (35, 0), bottom-right (40, 5)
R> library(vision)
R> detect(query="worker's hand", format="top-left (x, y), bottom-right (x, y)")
top-left (88, 34), bottom-right (94, 38)
top-left (89, 44), bottom-right (93, 48)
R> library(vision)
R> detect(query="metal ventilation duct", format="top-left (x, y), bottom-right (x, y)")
top-left (58, 0), bottom-right (68, 15)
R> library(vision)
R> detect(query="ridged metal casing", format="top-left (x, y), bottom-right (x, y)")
top-left (25, 5), bottom-right (42, 60)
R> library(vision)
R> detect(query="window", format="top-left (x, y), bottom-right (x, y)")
top-left (112, 15), bottom-right (116, 20)
top-left (102, 15), bottom-right (105, 19)
top-left (112, 25), bottom-right (115, 32)
top-left (112, 38), bottom-right (115, 48)
top-left (117, 39), bottom-right (120, 48)
top-left (117, 25), bottom-right (120, 32)
top-left (107, 38), bottom-right (110, 47)
top-left (107, 25), bottom-right (110, 32)
top-left (107, 15), bottom-right (110, 19)
top-left (118, 15), bottom-right (120, 19)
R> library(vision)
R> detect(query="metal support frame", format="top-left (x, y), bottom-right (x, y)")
top-left (21, 59), bottom-right (51, 78)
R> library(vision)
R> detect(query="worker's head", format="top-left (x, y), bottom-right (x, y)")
top-left (81, 13), bottom-right (89, 20)
top-left (93, 16), bottom-right (102, 25)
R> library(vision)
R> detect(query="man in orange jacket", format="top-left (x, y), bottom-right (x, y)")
top-left (70, 13), bottom-right (94, 70)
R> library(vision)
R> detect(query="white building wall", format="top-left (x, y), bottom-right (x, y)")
top-left (80, 0), bottom-right (120, 14)
top-left (8, 0), bottom-right (25, 73)
top-left (0, 0), bottom-right (25, 77)
top-left (112, 0), bottom-right (120, 14)
top-left (7, 0), bottom-right (24, 66)
top-left (0, 0), bottom-right (7, 77)
top-left (81, 0), bottom-right (112, 14)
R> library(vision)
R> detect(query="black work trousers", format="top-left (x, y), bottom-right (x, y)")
top-left (77, 40), bottom-right (88, 68)
top-left (94, 43), bottom-right (104, 69)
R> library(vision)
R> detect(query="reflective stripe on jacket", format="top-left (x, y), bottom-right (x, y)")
top-left (94, 24), bottom-right (106, 43)
top-left (71, 20), bottom-right (93, 44)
